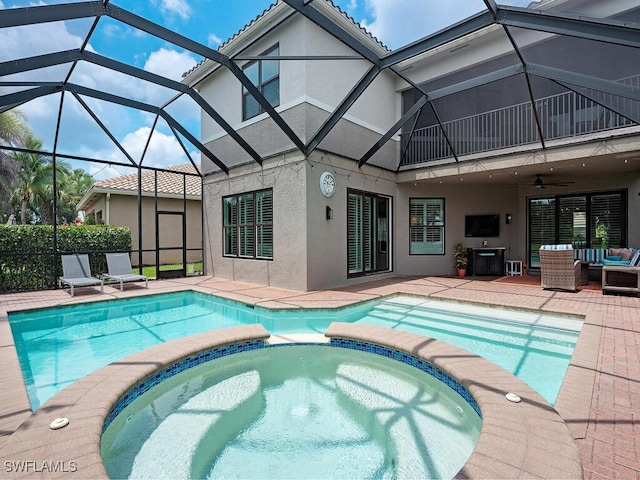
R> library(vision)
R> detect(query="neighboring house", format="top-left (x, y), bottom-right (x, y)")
top-left (76, 163), bottom-right (202, 267)
top-left (182, 0), bottom-right (640, 291)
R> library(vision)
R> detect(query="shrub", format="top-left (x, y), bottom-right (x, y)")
top-left (0, 224), bottom-right (131, 292)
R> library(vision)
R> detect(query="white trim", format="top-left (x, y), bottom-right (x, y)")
top-left (202, 95), bottom-right (398, 144)
top-left (106, 192), bottom-right (110, 225)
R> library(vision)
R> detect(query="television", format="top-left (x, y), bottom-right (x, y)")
top-left (465, 214), bottom-right (500, 237)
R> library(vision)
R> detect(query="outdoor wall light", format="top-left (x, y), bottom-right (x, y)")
top-left (326, 206), bottom-right (333, 220)
top-left (506, 213), bottom-right (512, 224)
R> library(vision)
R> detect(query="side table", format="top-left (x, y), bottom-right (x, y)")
top-left (505, 260), bottom-right (522, 276)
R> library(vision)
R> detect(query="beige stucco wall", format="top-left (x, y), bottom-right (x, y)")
top-left (192, 2), bottom-right (640, 290)
top-left (87, 194), bottom-right (202, 267)
top-left (201, 148), bottom-right (639, 291)
top-left (202, 152), bottom-right (308, 290)
top-left (305, 153), bottom-right (397, 291)
top-left (394, 183), bottom-right (520, 277)
top-left (197, 12), bottom-right (398, 174)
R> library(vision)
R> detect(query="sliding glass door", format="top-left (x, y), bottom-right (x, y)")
top-left (527, 190), bottom-right (627, 267)
top-left (347, 190), bottom-right (391, 276)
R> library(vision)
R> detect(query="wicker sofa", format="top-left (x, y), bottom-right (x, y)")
top-left (601, 250), bottom-right (640, 296)
top-left (602, 266), bottom-right (640, 296)
top-left (573, 247), bottom-right (637, 281)
top-left (539, 245), bottom-right (585, 292)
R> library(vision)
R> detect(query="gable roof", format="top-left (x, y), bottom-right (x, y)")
top-left (77, 164), bottom-right (201, 211)
top-left (182, 0), bottom-right (388, 82)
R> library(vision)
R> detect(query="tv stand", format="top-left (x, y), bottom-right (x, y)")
top-left (467, 247), bottom-right (505, 276)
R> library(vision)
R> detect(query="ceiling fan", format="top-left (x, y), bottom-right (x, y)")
top-left (521, 174), bottom-right (575, 189)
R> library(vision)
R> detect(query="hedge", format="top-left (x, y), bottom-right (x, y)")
top-left (0, 224), bottom-right (131, 293)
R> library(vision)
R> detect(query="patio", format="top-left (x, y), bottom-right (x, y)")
top-left (0, 274), bottom-right (638, 478)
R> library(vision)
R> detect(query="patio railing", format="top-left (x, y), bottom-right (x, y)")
top-left (401, 75), bottom-right (640, 166)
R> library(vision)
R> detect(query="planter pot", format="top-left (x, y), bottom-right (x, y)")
top-left (457, 268), bottom-right (467, 277)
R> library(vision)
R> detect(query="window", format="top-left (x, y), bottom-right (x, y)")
top-left (242, 45), bottom-right (279, 121)
top-left (223, 189), bottom-right (273, 259)
top-left (347, 190), bottom-right (391, 276)
top-left (410, 198), bottom-right (444, 254)
top-left (527, 190), bottom-right (626, 267)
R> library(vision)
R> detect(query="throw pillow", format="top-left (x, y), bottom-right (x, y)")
top-left (621, 249), bottom-right (634, 261)
top-left (607, 255), bottom-right (622, 261)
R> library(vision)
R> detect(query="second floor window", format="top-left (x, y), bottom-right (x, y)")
top-left (242, 45), bottom-right (279, 121)
top-left (223, 189), bottom-right (273, 260)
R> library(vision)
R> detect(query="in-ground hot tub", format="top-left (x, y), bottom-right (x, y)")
top-left (101, 344), bottom-right (482, 479)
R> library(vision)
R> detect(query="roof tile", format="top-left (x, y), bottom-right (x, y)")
top-left (93, 163), bottom-right (201, 197)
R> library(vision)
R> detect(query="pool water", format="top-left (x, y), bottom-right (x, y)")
top-left (8, 291), bottom-right (582, 409)
top-left (101, 346), bottom-right (482, 480)
top-left (353, 296), bottom-right (582, 404)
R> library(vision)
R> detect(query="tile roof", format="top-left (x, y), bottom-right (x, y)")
top-left (92, 163), bottom-right (201, 197)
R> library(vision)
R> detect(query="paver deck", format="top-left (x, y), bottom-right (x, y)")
top-left (0, 274), bottom-right (638, 478)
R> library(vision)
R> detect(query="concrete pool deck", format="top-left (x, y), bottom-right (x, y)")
top-left (0, 274), bottom-right (638, 478)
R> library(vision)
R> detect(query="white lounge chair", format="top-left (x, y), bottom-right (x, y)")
top-left (59, 254), bottom-right (104, 296)
top-left (104, 253), bottom-right (148, 291)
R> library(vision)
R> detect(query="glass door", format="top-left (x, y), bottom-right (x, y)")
top-left (347, 190), bottom-right (391, 276)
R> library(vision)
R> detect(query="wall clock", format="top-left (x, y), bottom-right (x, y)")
top-left (320, 171), bottom-right (336, 197)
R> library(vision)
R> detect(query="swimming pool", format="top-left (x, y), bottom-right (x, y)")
top-left (101, 345), bottom-right (482, 479)
top-left (8, 291), bottom-right (582, 409)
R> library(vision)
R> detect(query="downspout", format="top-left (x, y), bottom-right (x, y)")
top-left (106, 192), bottom-right (111, 225)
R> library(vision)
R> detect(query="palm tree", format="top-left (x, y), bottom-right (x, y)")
top-left (0, 108), bottom-right (30, 215)
top-left (60, 168), bottom-right (95, 221)
top-left (9, 134), bottom-right (52, 224)
top-left (0, 108), bottom-right (30, 219)
top-left (0, 108), bottom-right (28, 146)
top-left (36, 161), bottom-right (76, 225)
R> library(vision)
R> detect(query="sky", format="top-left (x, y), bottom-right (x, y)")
top-left (0, 0), bottom-right (531, 180)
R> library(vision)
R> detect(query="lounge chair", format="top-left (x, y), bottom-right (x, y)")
top-left (104, 253), bottom-right (148, 290)
top-left (59, 254), bottom-right (104, 296)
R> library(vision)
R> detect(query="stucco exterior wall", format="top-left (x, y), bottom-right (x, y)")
top-left (192, 1), bottom-right (640, 291)
top-left (89, 194), bottom-right (202, 267)
top-left (305, 152), bottom-right (397, 291)
top-left (202, 153), bottom-right (308, 290)
top-left (394, 183), bottom-right (520, 277)
top-left (197, 13), bottom-right (399, 174)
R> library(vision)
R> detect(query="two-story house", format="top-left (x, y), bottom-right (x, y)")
top-left (182, 0), bottom-right (640, 291)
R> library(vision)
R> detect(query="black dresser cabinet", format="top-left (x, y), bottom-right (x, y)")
top-left (467, 247), bottom-right (505, 276)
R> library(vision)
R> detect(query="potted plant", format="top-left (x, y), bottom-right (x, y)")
top-left (453, 243), bottom-right (468, 276)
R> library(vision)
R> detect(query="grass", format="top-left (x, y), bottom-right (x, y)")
top-left (133, 262), bottom-right (203, 279)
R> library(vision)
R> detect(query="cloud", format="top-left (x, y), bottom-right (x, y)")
top-left (144, 48), bottom-right (197, 82)
top-left (93, 126), bottom-right (196, 173)
top-left (0, 19), bottom-right (84, 63)
top-left (153, 0), bottom-right (192, 21)
top-left (207, 33), bottom-right (223, 48)
top-left (0, 8), bottom-right (199, 157)
top-left (359, 0), bottom-right (487, 49)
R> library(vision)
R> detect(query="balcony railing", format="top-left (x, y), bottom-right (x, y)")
top-left (400, 75), bottom-right (640, 166)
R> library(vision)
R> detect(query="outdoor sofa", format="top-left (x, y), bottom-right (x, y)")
top-left (601, 249), bottom-right (640, 296)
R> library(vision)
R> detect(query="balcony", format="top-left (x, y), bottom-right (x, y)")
top-left (400, 75), bottom-right (640, 167)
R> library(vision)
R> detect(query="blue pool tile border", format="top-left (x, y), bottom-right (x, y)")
top-left (328, 338), bottom-right (481, 417)
top-left (102, 339), bottom-right (265, 431)
top-left (103, 337), bottom-right (481, 432)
